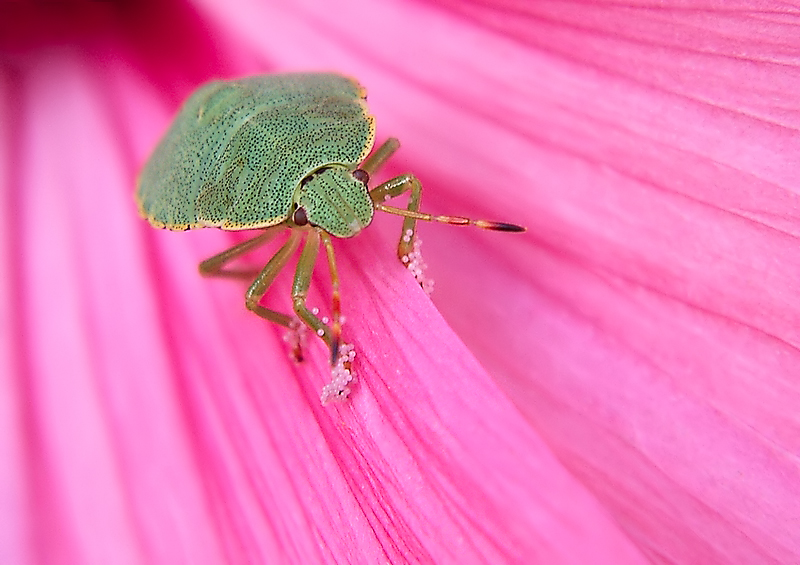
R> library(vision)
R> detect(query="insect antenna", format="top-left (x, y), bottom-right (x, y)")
top-left (374, 203), bottom-right (526, 232)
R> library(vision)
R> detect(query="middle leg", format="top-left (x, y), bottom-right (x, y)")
top-left (200, 225), bottom-right (285, 280)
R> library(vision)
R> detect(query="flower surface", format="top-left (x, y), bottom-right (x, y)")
top-left (2, 0), bottom-right (799, 563)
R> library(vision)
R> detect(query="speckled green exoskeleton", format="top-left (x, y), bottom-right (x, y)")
top-left (137, 72), bottom-right (524, 367)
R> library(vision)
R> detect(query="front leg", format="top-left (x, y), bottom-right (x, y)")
top-left (369, 173), bottom-right (426, 262)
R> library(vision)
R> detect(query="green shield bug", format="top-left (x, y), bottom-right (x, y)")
top-left (137, 72), bottom-right (525, 401)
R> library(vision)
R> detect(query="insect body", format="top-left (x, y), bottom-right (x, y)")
top-left (137, 73), bottom-right (524, 381)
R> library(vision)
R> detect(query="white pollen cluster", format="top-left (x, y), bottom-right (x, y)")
top-left (320, 343), bottom-right (357, 404)
top-left (402, 237), bottom-right (434, 295)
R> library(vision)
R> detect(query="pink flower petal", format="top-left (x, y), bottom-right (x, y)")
top-left (6, 0), bottom-right (799, 562)
top-left (1, 1), bottom-right (655, 563)
top-left (118, 56), bottom-right (646, 562)
top-left (195, 0), bottom-right (800, 561)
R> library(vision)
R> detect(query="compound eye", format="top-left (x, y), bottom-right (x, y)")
top-left (352, 168), bottom-right (369, 186)
top-left (293, 206), bottom-right (309, 226)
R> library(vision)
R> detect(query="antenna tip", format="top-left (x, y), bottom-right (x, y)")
top-left (485, 221), bottom-right (526, 232)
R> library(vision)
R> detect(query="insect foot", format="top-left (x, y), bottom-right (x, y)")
top-left (283, 320), bottom-right (308, 363)
top-left (320, 343), bottom-right (357, 405)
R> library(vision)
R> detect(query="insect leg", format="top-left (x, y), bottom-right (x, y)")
top-left (291, 229), bottom-right (338, 365)
top-left (319, 232), bottom-right (342, 365)
top-left (359, 137), bottom-right (401, 176)
top-left (199, 225), bottom-right (285, 280)
top-left (369, 173), bottom-right (424, 262)
top-left (244, 230), bottom-right (303, 329)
